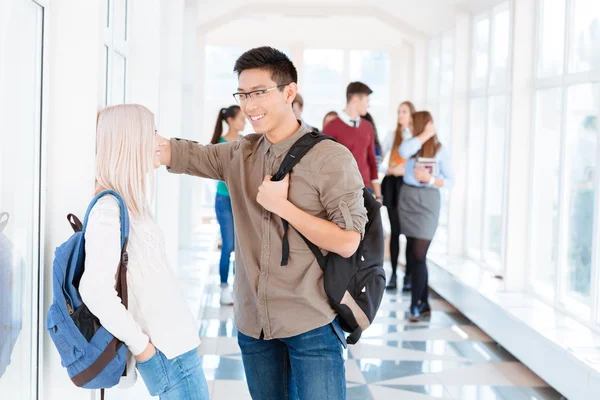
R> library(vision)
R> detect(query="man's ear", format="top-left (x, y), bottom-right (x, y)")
top-left (286, 83), bottom-right (299, 105)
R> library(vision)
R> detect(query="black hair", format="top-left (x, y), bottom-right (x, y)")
top-left (362, 112), bottom-right (382, 150)
top-left (233, 47), bottom-right (298, 87)
top-left (211, 105), bottom-right (241, 145)
top-left (346, 81), bottom-right (373, 103)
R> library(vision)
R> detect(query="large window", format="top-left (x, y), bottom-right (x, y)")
top-left (427, 32), bottom-right (455, 255)
top-left (302, 49), bottom-right (345, 131)
top-left (466, 2), bottom-right (512, 270)
top-left (0, 2), bottom-right (44, 399)
top-left (303, 49), bottom-right (391, 134)
top-left (349, 50), bottom-right (391, 136)
top-left (530, 0), bottom-right (600, 323)
top-left (104, 0), bottom-right (128, 105)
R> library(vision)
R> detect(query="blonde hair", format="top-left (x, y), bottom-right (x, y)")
top-left (95, 104), bottom-right (156, 219)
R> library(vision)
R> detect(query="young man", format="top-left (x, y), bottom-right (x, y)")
top-left (291, 92), bottom-right (315, 131)
top-left (157, 47), bottom-right (367, 399)
top-left (322, 82), bottom-right (382, 202)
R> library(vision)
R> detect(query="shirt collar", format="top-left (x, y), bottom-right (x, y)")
top-left (259, 121), bottom-right (312, 158)
top-left (339, 110), bottom-right (361, 128)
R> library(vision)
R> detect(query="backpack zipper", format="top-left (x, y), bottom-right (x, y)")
top-left (66, 299), bottom-right (73, 315)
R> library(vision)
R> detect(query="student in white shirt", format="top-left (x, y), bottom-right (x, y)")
top-left (79, 104), bottom-right (209, 399)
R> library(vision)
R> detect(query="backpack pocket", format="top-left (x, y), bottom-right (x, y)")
top-left (47, 303), bottom-right (86, 367)
top-left (352, 266), bottom-right (386, 326)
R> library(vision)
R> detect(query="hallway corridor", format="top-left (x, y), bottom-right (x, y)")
top-left (179, 228), bottom-right (565, 400)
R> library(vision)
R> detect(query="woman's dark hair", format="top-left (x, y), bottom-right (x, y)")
top-left (362, 112), bottom-right (382, 151)
top-left (323, 111), bottom-right (338, 129)
top-left (211, 105), bottom-right (241, 145)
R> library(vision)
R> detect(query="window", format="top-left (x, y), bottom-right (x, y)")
top-left (538, 0), bottom-right (566, 78)
top-left (568, 0), bottom-right (600, 73)
top-left (349, 50), bottom-right (391, 136)
top-left (484, 95), bottom-right (508, 262)
top-left (466, 3), bottom-right (512, 270)
top-left (426, 32), bottom-right (455, 255)
top-left (490, 7), bottom-right (511, 86)
top-left (471, 17), bottom-right (490, 90)
top-left (104, 0), bottom-right (128, 105)
top-left (531, 0), bottom-right (600, 325)
top-left (562, 83), bottom-right (598, 313)
top-left (303, 49), bottom-right (345, 131)
top-left (466, 98), bottom-right (487, 259)
top-left (530, 88), bottom-right (563, 299)
top-left (0, 2), bottom-right (44, 399)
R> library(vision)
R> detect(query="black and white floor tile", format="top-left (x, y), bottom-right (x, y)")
top-left (189, 262), bottom-right (565, 400)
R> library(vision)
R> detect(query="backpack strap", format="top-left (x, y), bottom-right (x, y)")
top-left (271, 131), bottom-right (336, 266)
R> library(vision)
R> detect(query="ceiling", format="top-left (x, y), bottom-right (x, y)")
top-left (196, 0), bottom-right (509, 38)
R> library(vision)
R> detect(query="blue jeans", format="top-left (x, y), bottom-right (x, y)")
top-left (136, 348), bottom-right (209, 400)
top-left (215, 194), bottom-right (235, 285)
top-left (237, 319), bottom-right (347, 400)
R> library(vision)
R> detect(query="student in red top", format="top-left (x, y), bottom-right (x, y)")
top-left (323, 82), bottom-right (382, 201)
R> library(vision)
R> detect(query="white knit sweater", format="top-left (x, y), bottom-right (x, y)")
top-left (79, 196), bottom-right (199, 380)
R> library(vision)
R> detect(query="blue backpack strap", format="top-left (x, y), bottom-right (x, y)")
top-left (62, 191), bottom-right (130, 311)
top-left (82, 190), bottom-right (130, 247)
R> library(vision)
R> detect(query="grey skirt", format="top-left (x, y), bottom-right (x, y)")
top-left (398, 185), bottom-right (441, 240)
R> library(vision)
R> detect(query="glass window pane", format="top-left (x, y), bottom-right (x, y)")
top-left (538, 0), bottom-right (566, 78)
top-left (104, 45), bottom-right (109, 106)
top-left (111, 52), bottom-right (126, 105)
top-left (531, 88), bottom-right (563, 298)
top-left (466, 97), bottom-right (487, 257)
top-left (563, 83), bottom-right (598, 307)
top-left (203, 46), bottom-right (248, 138)
top-left (440, 33), bottom-right (454, 98)
top-left (106, 0), bottom-right (110, 28)
top-left (349, 50), bottom-right (391, 137)
top-left (0, 2), bottom-right (43, 398)
top-left (569, 0), bottom-right (600, 73)
top-left (471, 17), bottom-right (490, 90)
top-left (427, 38), bottom-right (441, 100)
top-left (303, 49), bottom-right (344, 131)
top-left (484, 95), bottom-right (507, 264)
top-left (490, 7), bottom-right (510, 87)
top-left (113, 0), bottom-right (127, 42)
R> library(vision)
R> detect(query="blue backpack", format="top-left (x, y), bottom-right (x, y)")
top-left (47, 191), bottom-right (130, 391)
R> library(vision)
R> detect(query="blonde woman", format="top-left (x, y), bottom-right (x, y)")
top-left (79, 104), bottom-right (209, 399)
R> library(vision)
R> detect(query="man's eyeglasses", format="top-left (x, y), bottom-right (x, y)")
top-left (233, 84), bottom-right (290, 104)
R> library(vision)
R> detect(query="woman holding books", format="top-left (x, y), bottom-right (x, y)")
top-left (398, 111), bottom-right (454, 322)
top-left (380, 101), bottom-right (416, 291)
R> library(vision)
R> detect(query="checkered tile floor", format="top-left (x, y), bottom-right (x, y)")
top-left (187, 251), bottom-right (565, 399)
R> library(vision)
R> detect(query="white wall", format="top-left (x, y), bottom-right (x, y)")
top-left (41, 1), bottom-right (104, 399)
top-left (38, 1), bottom-right (174, 399)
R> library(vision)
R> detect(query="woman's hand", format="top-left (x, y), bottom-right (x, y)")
top-left (135, 342), bottom-right (156, 363)
top-left (414, 167), bottom-right (432, 183)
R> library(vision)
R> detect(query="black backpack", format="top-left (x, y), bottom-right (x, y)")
top-left (271, 131), bottom-right (386, 345)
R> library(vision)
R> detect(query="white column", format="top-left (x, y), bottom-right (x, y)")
top-left (447, 12), bottom-right (471, 257)
top-left (178, 0), bottom-right (203, 249)
top-left (291, 41), bottom-right (304, 86)
top-left (412, 38), bottom-right (428, 108)
top-left (155, 0), bottom-right (185, 270)
top-left (503, 0), bottom-right (536, 290)
top-left (41, 1), bottom-right (104, 399)
top-left (127, 0), bottom-right (161, 112)
top-left (389, 42), bottom-right (404, 123)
